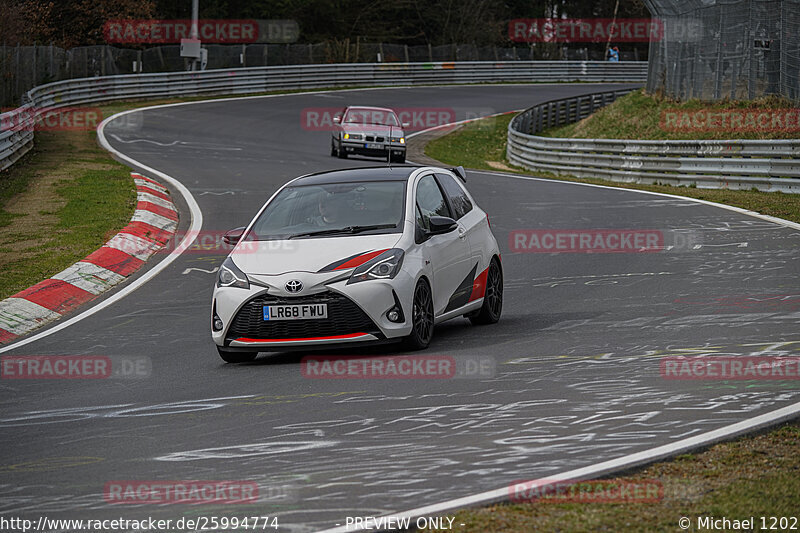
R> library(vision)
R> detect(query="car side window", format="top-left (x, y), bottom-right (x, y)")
top-left (416, 174), bottom-right (452, 230)
top-left (435, 173), bottom-right (473, 220)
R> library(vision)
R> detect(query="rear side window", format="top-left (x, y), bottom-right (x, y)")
top-left (436, 173), bottom-right (473, 219)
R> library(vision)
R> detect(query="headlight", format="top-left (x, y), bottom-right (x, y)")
top-left (391, 137), bottom-right (405, 144)
top-left (343, 133), bottom-right (362, 140)
top-left (217, 257), bottom-right (249, 289)
top-left (343, 133), bottom-right (350, 139)
top-left (347, 248), bottom-right (404, 284)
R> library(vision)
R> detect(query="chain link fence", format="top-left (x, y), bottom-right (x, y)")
top-left (644, 0), bottom-right (800, 102)
top-left (0, 42), bottom-right (642, 107)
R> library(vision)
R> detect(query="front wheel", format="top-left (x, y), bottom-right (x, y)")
top-left (469, 258), bottom-right (503, 325)
top-left (217, 347), bottom-right (258, 363)
top-left (404, 279), bottom-right (434, 350)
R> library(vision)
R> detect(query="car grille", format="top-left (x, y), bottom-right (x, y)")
top-left (227, 291), bottom-right (380, 341)
top-left (364, 135), bottom-right (385, 143)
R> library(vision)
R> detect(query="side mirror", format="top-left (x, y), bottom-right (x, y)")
top-left (402, 122), bottom-right (410, 128)
top-left (223, 227), bottom-right (246, 245)
top-left (333, 115), bottom-right (341, 123)
top-left (428, 216), bottom-right (458, 235)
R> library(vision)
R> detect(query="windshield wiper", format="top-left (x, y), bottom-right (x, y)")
top-left (288, 224), bottom-right (397, 239)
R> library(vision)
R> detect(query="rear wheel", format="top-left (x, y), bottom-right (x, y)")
top-left (404, 279), bottom-right (434, 350)
top-left (216, 347), bottom-right (258, 363)
top-left (469, 258), bottom-right (503, 325)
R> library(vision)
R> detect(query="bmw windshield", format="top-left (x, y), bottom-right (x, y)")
top-left (248, 180), bottom-right (406, 240)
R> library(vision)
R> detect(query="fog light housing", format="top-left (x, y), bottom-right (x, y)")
top-left (387, 308), bottom-right (401, 322)
top-left (213, 315), bottom-right (224, 331)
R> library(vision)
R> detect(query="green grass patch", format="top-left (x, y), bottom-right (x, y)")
top-left (0, 130), bottom-right (136, 300)
top-left (420, 423), bottom-right (800, 532)
top-left (542, 89), bottom-right (800, 140)
top-left (424, 113), bottom-right (800, 224)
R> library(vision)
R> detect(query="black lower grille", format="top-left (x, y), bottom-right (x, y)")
top-left (227, 292), bottom-right (380, 341)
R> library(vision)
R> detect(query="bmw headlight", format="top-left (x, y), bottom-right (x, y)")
top-left (391, 137), bottom-right (405, 144)
top-left (347, 248), bottom-right (404, 284)
top-left (217, 257), bottom-right (250, 289)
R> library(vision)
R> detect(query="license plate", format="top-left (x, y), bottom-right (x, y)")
top-left (365, 143), bottom-right (382, 149)
top-left (263, 304), bottom-right (328, 321)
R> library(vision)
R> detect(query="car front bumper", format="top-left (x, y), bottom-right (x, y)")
top-left (212, 270), bottom-right (415, 351)
top-left (341, 140), bottom-right (406, 158)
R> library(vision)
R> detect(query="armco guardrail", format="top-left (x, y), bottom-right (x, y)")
top-left (1, 61), bottom-right (646, 171)
top-left (507, 91), bottom-right (800, 194)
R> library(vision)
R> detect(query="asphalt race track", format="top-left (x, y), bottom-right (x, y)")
top-left (2, 84), bottom-right (799, 532)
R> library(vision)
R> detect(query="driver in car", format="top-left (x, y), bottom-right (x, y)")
top-left (310, 192), bottom-right (349, 226)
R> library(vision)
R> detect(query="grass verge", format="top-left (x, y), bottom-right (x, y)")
top-left (425, 113), bottom-right (800, 224)
top-left (541, 89), bottom-right (800, 140)
top-left (420, 422), bottom-right (800, 532)
top-left (0, 129), bottom-right (136, 300)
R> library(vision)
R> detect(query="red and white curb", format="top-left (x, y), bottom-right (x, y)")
top-left (0, 172), bottom-right (178, 344)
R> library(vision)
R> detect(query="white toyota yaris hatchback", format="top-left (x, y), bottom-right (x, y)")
top-left (211, 165), bottom-right (503, 363)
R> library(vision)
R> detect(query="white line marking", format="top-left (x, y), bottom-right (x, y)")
top-left (362, 117), bottom-right (800, 532)
top-left (0, 108), bottom-right (204, 353)
top-left (318, 400), bottom-right (800, 533)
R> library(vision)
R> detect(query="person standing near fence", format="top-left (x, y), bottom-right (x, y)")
top-left (608, 46), bottom-right (619, 62)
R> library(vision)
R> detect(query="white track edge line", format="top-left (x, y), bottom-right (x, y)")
top-left (351, 119), bottom-right (800, 533)
top-left (318, 400), bottom-right (800, 533)
top-left (0, 109), bottom-right (203, 354)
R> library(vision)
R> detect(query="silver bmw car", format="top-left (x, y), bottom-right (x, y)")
top-left (330, 106), bottom-right (407, 163)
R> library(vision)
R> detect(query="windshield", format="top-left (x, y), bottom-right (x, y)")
top-left (248, 180), bottom-right (406, 240)
top-left (344, 108), bottom-right (400, 126)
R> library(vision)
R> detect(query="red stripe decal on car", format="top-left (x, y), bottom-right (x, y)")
top-left (235, 332), bottom-right (369, 343)
top-left (468, 266), bottom-right (489, 302)
top-left (333, 249), bottom-right (389, 271)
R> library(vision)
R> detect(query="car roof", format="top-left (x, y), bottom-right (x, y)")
top-left (291, 166), bottom-right (424, 186)
top-left (345, 106), bottom-right (397, 114)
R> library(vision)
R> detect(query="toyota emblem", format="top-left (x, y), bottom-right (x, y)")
top-left (285, 280), bottom-right (303, 293)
